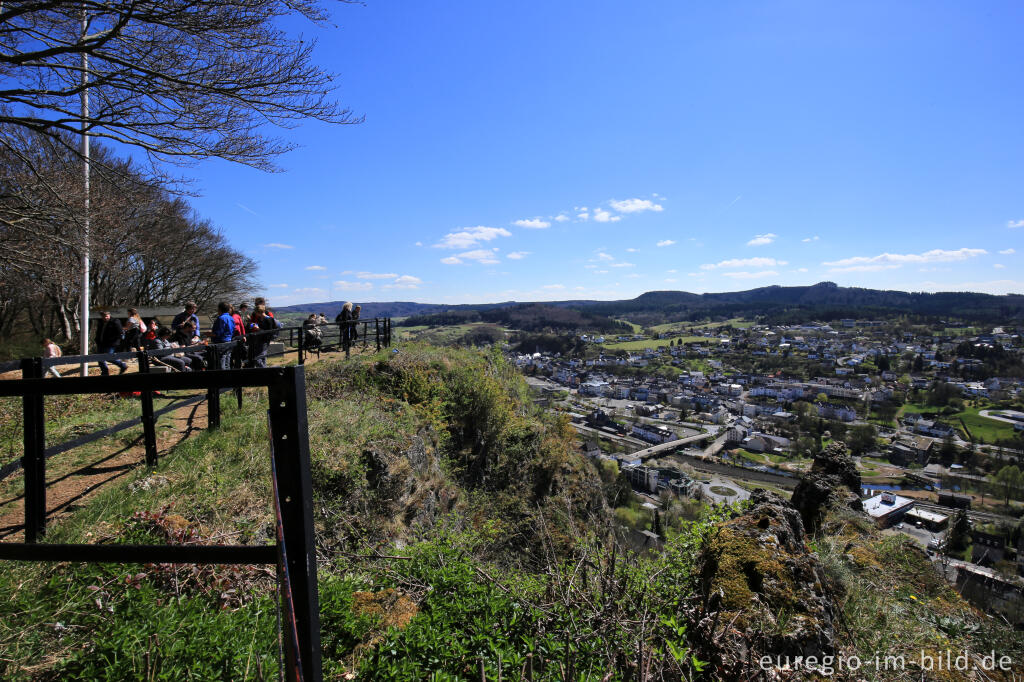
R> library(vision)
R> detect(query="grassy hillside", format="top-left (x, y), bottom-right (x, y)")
top-left (1, 346), bottom-right (1020, 679)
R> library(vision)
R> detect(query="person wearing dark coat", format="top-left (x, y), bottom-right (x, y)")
top-left (335, 301), bottom-right (354, 347)
top-left (95, 311), bottom-right (127, 375)
top-left (246, 305), bottom-right (277, 367)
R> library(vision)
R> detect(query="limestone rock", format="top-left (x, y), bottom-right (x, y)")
top-left (692, 490), bottom-right (841, 678)
top-left (790, 441), bottom-right (862, 534)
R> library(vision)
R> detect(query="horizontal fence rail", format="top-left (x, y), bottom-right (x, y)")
top-left (0, 366), bottom-right (322, 682)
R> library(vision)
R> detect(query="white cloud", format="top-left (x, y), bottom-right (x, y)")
top-left (595, 270), bottom-right (609, 274)
top-left (722, 270), bottom-right (779, 279)
top-left (611, 262), bottom-right (635, 268)
top-left (305, 265), bottom-right (326, 271)
top-left (513, 218), bottom-right (551, 229)
top-left (823, 248), bottom-right (987, 272)
top-left (593, 208), bottom-right (622, 223)
top-left (443, 248), bottom-right (501, 265)
top-left (746, 233), bottom-right (777, 246)
top-left (626, 273), bottom-right (641, 279)
top-left (596, 252), bottom-right (615, 261)
top-left (542, 284), bottom-right (565, 290)
top-left (994, 264), bottom-right (1006, 269)
top-left (830, 264), bottom-right (902, 273)
top-left (1008, 220), bottom-right (1024, 229)
top-left (554, 214), bottom-right (570, 223)
top-left (667, 269), bottom-right (677, 273)
top-left (664, 278), bottom-right (678, 283)
top-left (802, 236), bottom-right (820, 243)
top-left (796, 267), bottom-right (809, 273)
top-left (355, 271), bottom-right (399, 279)
top-left (656, 239), bottom-right (676, 247)
top-left (626, 247), bottom-right (639, 253)
top-left (414, 241), bottom-right (423, 247)
top-left (507, 251), bottom-right (529, 260)
top-left (701, 257), bottom-right (787, 270)
top-left (292, 287), bottom-right (327, 296)
top-left (609, 198), bottom-right (664, 214)
top-left (434, 226), bottom-right (511, 249)
top-left (385, 275), bottom-right (422, 289)
top-left (577, 212), bottom-right (589, 221)
top-left (999, 248), bottom-right (1016, 255)
top-left (333, 281), bottom-right (373, 291)
top-left (268, 283), bottom-right (289, 289)
top-left (264, 243), bottom-right (293, 249)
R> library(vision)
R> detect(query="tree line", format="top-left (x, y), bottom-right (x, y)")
top-left (1, 0), bottom-right (359, 354)
top-left (0, 126), bottom-right (257, 351)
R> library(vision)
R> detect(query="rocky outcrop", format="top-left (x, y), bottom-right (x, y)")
top-left (690, 490), bottom-right (841, 678)
top-left (790, 441), bottom-right (862, 534)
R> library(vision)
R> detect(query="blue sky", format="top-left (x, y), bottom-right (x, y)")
top-left (186, 1), bottom-right (1024, 306)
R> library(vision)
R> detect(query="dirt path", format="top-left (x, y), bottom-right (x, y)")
top-left (0, 343), bottom-right (379, 541)
top-left (0, 395), bottom-right (208, 542)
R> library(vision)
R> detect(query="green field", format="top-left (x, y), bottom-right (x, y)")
top-left (898, 402), bottom-right (1018, 443)
top-left (605, 336), bottom-right (708, 350)
top-left (956, 406), bottom-right (1018, 443)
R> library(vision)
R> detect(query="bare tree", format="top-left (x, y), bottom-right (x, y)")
top-left (0, 0), bottom-right (359, 171)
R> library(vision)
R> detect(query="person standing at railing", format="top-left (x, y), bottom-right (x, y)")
top-left (124, 308), bottom-right (145, 352)
top-left (247, 305), bottom-right (277, 367)
top-left (229, 304), bottom-right (247, 369)
top-left (335, 301), bottom-right (353, 348)
top-left (171, 301), bottom-right (200, 338)
top-left (352, 304), bottom-right (361, 342)
top-left (210, 301), bottom-right (234, 370)
top-left (95, 311), bottom-right (128, 375)
top-left (42, 338), bottom-right (62, 377)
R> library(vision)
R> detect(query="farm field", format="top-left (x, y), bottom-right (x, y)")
top-left (604, 336), bottom-right (707, 351)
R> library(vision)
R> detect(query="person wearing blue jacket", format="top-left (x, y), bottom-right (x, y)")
top-left (210, 301), bottom-right (234, 370)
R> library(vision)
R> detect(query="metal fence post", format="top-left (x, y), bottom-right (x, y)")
top-left (206, 345), bottom-right (221, 428)
top-left (137, 352), bottom-right (158, 466)
top-left (375, 319), bottom-right (381, 352)
top-left (298, 325), bottom-right (305, 365)
top-left (268, 366), bottom-right (322, 682)
top-left (21, 358), bottom-right (46, 542)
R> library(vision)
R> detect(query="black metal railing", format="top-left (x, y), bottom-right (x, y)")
top-left (0, 366), bottom-right (323, 681)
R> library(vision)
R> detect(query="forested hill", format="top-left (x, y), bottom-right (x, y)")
top-left (574, 282), bottom-right (1024, 324)
top-left (281, 282), bottom-right (1024, 326)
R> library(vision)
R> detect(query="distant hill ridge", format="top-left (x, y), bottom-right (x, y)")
top-left (275, 282), bottom-right (1024, 324)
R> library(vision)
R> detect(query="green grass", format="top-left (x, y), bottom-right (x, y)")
top-left (604, 336), bottom-right (707, 350)
top-left (0, 391), bottom-right (279, 679)
top-left (956, 405), bottom-right (1018, 443)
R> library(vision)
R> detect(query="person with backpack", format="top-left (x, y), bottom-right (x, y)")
top-left (210, 301), bottom-right (234, 370)
top-left (95, 311), bottom-right (128, 375)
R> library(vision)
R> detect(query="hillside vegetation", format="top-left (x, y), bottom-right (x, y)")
top-left (1, 346), bottom-right (1021, 680)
